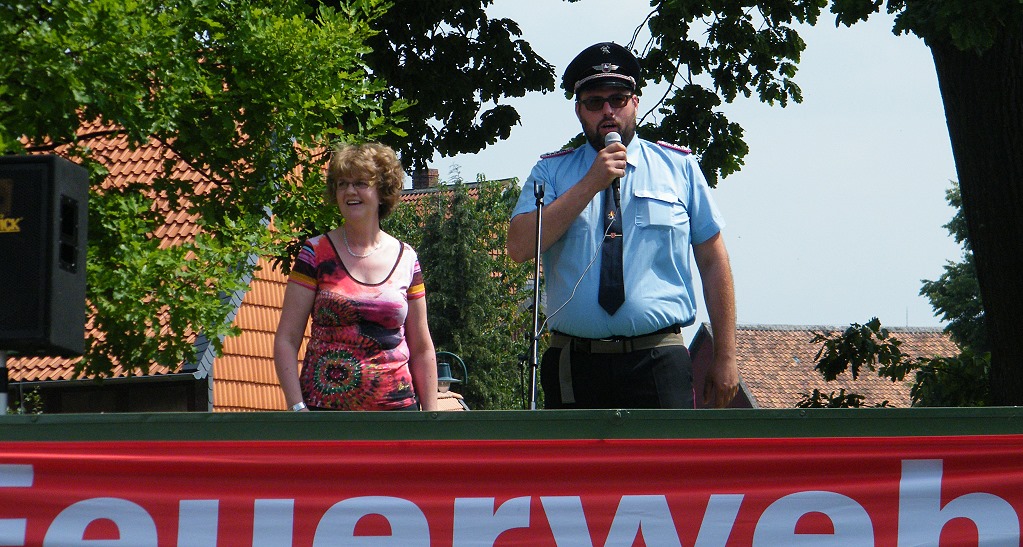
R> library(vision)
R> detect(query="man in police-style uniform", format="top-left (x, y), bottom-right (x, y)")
top-left (507, 42), bottom-right (738, 409)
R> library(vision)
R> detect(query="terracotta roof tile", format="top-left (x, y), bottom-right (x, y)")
top-left (212, 381), bottom-right (285, 413)
top-left (691, 324), bottom-right (961, 409)
top-left (234, 305), bottom-right (282, 335)
top-left (216, 357), bottom-right (279, 385)
top-left (7, 356), bottom-right (80, 382)
top-left (208, 256), bottom-right (309, 411)
top-left (223, 331), bottom-right (271, 358)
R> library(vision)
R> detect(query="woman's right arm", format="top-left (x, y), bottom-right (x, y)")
top-left (274, 283), bottom-right (316, 411)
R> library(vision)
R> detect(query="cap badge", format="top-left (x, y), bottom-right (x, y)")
top-left (594, 63), bottom-right (619, 73)
top-left (600, 45), bottom-right (611, 54)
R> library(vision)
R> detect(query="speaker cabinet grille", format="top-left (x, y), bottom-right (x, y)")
top-left (0, 155), bottom-right (88, 356)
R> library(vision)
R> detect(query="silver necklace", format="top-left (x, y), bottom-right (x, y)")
top-left (341, 228), bottom-right (381, 258)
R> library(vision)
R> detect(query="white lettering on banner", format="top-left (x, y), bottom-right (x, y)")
top-left (254, 499), bottom-right (295, 547)
top-left (898, 459), bottom-right (1020, 546)
top-left (0, 465), bottom-right (33, 546)
top-left (44, 498), bottom-right (158, 546)
top-left (458, 495), bottom-right (682, 546)
top-left (540, 497), bottom-right (591, 545)
top-left (3, 459), bottom-right (1021, 545)
top-left (177, 500), bottom-right (219, 547)
top-left (312, 496), bottom-right (429, 547)
top-left (453, 497), bottom-right (530, 545)
top-left (606, 495), bottom-right (682, 546)
top-left (693, 494), bottom-right (744, 547)
top-left (753, 491), bottom-right (873, 546)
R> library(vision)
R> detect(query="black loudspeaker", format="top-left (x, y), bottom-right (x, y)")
top-left (0, 155), bottom-right (89, 356)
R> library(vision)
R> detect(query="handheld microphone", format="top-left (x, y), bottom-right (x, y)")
top-left (604, 131), bottom-right (622, 211)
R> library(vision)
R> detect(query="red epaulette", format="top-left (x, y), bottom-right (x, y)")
top-left (656, 141), bottom-right (692, 155)
top-left (540, 148), bottom-right (573, 159)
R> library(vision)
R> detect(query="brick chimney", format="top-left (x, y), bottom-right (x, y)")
top-left (412, 168), bottom-right (439, 189)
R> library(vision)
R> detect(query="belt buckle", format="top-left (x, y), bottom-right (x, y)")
top-left (571, 338), bottom-right (592, 353)
top-left (596, 334), bottom-right (628, 353)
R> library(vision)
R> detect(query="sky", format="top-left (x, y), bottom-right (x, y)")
top-left (428, 0), bottom-right (963, 340)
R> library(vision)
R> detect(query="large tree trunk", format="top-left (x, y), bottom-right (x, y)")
top-left (930, 31), bottom-right (1023, 405)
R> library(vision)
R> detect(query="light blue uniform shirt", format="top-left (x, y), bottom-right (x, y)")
top-left (512, 136), bottom-right (725, 338)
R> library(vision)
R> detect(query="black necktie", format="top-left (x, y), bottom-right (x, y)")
top-left (598, 186), bottom-right (624, 315)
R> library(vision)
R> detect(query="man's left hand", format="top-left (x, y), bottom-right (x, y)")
top-left (703, 355), bottom-right (739, 408)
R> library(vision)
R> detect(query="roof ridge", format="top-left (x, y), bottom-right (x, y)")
top-left (736, 323), bottom-right (947, 333)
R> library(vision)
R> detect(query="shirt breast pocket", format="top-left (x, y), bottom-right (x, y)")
top-left (634, 189), bottom-right (689, 229)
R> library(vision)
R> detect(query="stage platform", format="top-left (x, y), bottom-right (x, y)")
top-left (3, 408), bottom-right (1023, 544)
top-left (2, 406), bottom-right (1023, 440)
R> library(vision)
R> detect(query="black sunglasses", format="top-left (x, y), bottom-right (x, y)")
top-left (577, 94), bottom-right (633, 112)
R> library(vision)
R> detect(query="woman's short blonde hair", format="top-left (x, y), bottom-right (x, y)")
top-left (325, 143), bottom-right (404, 219)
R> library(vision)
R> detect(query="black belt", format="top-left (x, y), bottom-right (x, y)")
top-left (551, 325), bottom-right (684, 354)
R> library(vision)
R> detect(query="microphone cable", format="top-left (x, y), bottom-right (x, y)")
top-left (537, 213), bottom-right (616, 334)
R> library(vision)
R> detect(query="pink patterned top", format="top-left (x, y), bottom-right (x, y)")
top-left (287, 233), bottom-right (426, 410)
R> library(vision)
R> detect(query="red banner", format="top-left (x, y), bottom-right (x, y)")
top-left (2, 436), bottom-right (1022, 546)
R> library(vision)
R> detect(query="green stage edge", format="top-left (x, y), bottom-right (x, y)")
top-left (2, 407), bottom-right (1023, 441)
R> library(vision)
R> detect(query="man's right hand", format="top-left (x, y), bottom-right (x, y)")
top-left (584, 142), bottom-right (627, 193)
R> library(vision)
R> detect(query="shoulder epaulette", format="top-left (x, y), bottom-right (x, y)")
top-left (656, 141), bottom-right (692, 155)
top-left (540, 148), bottom-right (573, 159)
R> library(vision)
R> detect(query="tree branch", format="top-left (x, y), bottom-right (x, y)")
top-left (23, 129), bottom-right (127, 152)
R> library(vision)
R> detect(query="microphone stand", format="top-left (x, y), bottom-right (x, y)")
top-left (527, 182), bottom-right (544, 410)
top-left (0, 351), bottom-right (7, 413)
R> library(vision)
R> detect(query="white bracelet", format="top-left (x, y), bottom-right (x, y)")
top-left (290, 401), bottom-right (307, 412)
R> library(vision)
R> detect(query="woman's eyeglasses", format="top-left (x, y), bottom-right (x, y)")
top-left (336, 181), bottom-right (371, 191)
top-left (577, 94), bottom-right (633, 112)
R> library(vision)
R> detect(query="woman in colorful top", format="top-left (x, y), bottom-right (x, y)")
top-left (274, 143), bottom-right (439, 411)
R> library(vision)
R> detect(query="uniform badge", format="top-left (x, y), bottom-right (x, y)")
top-left (656, 141), bottom-right (692, 155)
top-left (540, 148), bottom-right (573, 159)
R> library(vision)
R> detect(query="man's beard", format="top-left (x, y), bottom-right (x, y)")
top-left (585, 118), bottom-right (637, 151)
